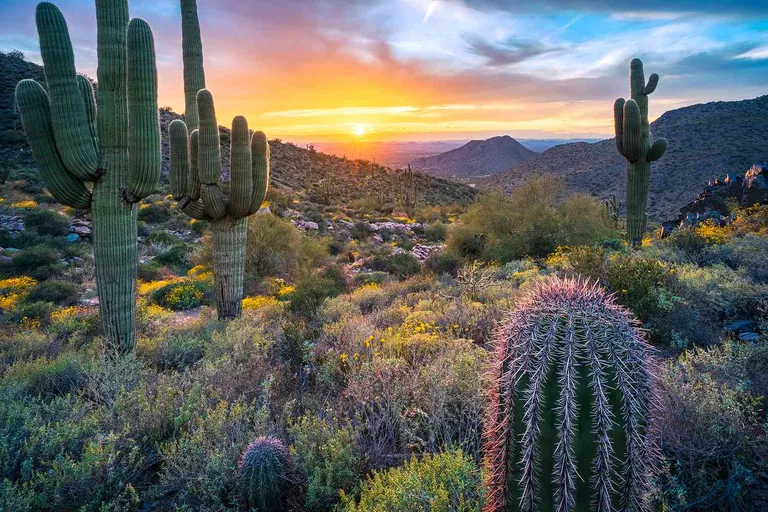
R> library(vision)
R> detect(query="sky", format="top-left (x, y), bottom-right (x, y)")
top-left (1, 0), bottom-right (767, 143)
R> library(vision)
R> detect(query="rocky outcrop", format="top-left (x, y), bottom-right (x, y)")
top-left (661, 163), bottom-right (768, 235)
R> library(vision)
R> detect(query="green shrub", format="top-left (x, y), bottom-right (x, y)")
top-left (139, 331), bottom-right (206, 371)
top-left (7, 166), bottom-right (44, 194)
top-left (22, 209), bottom-right (70, 237)
top-left (424, 222), bottom-right (447, 242)
top-left (371, 252), bottom-right (421, 279)
top-left (23, 280), bottom-right (80, 306)
top-left (288, 416), bottom-right (362, 511)
top-left (137, 262), bottom-right (164, 282)
top-left (9, 244), bottom-right (61, 280)
top-left (727, 234), bottom-right (768, 282)
top-left (0, 129), bottom-right (26, 144)
top-left (151, 280), bottom-right (208, 311)
top-left (12, 301), bottom-right (56, 326)
top-left (147, 231), bottom-right (182, 246)
top-left (425, 251), bottom-right (462, 277)
top-left (2, 354), bottom-right (90, 397)
top-left (154, 243), bottom-right (192, 271)
top-left (137, 203), bottom-right (171, 224)
top-left (339, 450), bottom-right (483, 511)
top-left (287, 272), bottom-right (343, 317)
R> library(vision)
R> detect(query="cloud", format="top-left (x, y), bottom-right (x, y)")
top-left (452, 0), bottom-right (768, 15)
top-left (465, 36), bottom-right (557, 67)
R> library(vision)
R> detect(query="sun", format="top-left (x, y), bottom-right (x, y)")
top-left (352, 124), bottom-right (367, 137)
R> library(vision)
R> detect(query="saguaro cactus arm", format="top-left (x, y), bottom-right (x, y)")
top-left (249, 130), bottom-right (270, 215)
top-left (15, 79), bottom-right (92, 209)
top-left (35, 2), bottom-right (99, 181)
top-left (169, 119), bottom-right (210, 220)
top-left (228, 115), bottom-right (253, 218)
top-left (180, 0), bottom-right (205, 130)
top-left (123, 18), bottom-right (161, 203)
top-left (197, 89), bottom-right (227, 220)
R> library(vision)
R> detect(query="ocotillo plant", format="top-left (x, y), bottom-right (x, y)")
top-left (15, 1), bottom-right (160, 354)
top-left (237, 436), bottom-right (303, 511)
top-left (169, 96), bottom-right (269, 320)
top-left (614, 58), bottom-right (668, 246)
top-left (483, 277), bottom-right (656, 512)
top-left (602, 193), bottom-right (621, 229)
top-left (398, 164), bottom-right (418, 219)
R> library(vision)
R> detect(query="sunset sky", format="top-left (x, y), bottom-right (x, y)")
top-left (1, 0), bottom-right (767, 142)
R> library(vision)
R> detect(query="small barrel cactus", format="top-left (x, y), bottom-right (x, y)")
top-left (483, 277), bottom-right (656, 512)
top-left (237, 436), bottom-right (301, 511)
top-left (614, 58), bottom-right (668, 246)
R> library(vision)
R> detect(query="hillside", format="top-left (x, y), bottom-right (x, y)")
top-left (0, 51), bottom-right (475, 207)
top-left (410, 135), bottom-right (536, 178)
top-left (481, 95), bottom-right (768, 220)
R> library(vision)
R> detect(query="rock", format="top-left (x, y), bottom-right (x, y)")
top-left (0, 214), bottom-right (24, 232)
top-left (392, 247), bottom-right (406, 255)
top-left (0, 255), bottom-right (12, 264)
top-left (741, 164), bottom-right (768, 207)
top-left (739, 332), bottom-right (762, 342)
top-left (411, 244), bottom-right (443, 261)
top-left (292, 219), bottom-right (319, 231)
top-left (70, 218), bottom-right (92, 237)
top-left (338, 220), bottom-right (355, 229)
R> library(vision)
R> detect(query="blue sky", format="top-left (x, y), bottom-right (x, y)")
top-left (1, 0), bottom-right (767, 141)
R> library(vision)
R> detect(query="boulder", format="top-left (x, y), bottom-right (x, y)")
top-left (741, 164), bottom-right (768, 207)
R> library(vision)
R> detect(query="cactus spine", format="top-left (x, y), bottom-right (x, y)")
top-left (614, 59), bottom-right (668, 246)
top-left (15, 1), bottom-right (160, 353)
top-left (483, 277), bottom-right (656, 512)
top-left (237, 436), bottom-right (302, 511)
top-left (170, 0), bottom-right (268, 320)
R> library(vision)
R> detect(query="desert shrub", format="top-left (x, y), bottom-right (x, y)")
top-left (351, 271), bottom-right (387, 287)
top-left (288, 416), bottom-right (362, 510)
top-left (243, 213), bottom-right (329, 281)
top-left (655, 343), bottom-right (768, 510)
top-left (371, 252), bottom-right (421, 279)
top-left (674, 263), bottom-right (766, 321)
top-left (8, 244), bottom-right (61, 280)
top-left (424, 221), bottom-right (447, 242)
top-left (287, 272), bottom-right (343, 317)
top-left (137, 262), bottom-right (164, 281)
top-left (2, 354), bottom-right (90, 397)
top-left (0, 129), bottom-right (26, 144)
top-left (155, 401), bottom-right (269, 510)
top-left (139, 330), bottom-right (206, 371)
top-left (7, 166), bottom-right (44, 194)
top-left (727, 234), bottom-right (768, 282)
top-left (151, 280), bottom-right (208, 311)
top-left (22, 280), bottom-right (80, 306)
top-left (137, 203), bottom-right (171, 224)
top-left (154, 243), bottom-right (192, 271)
top-left (22, 209), bottom-right (70, 237)
top-left (605, 253), bottom-right (671, 319)
top-left (351, 222), bottom-right (371, 241)
top-left (425, 251), bottom-right (462, 277)
top-left (339, 450), bottom-right (483, 511)
top-left (557, 193), bottom-right (615, 246)
top-left (545, 245), bottom-right (607, 282)
top-left (13, 301), bottom-right (56, 326)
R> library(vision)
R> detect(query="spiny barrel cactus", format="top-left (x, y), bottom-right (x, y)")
top-left (614, 58), bottom-right (668, 246)
top-left (15, 1), bottom-right (160, 353)
top-left (169, 0), bottom-right (268, 320)
top-left (483, 277), bottom-right (656, 512)
top-left (237, 436), bottom-right (301, 511)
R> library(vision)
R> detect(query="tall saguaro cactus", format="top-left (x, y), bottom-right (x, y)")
top-left (16, 1), bottom-right (160, 353)
top-left (614, 58), bottom-right (668, 246)
top-left (170, 97), bottom-right (269, 320)
top-left (483, 277), bottom-right (656, 512)
top-left (169, 0), bottom-right (268, 320)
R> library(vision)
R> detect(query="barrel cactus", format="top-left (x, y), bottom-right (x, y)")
top-left (169, 0), bottom-right (268, 320)
top-left (15, 1), bottom-right (160, 353)
top-left (237, 436), bottom-right (302, 511)
top-left (483, 277), bottom-right (656, 512)
top-left (614, 58), bottom-right (668, 246)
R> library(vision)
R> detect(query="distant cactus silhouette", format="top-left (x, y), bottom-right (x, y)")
top-left (398, 164), bottom-right (418, 219)
top-left (169, 0), bottom-right (269, 320)
top-left (614, 58), bottom-right (668, 246)
top-left (602, 194), bottom-right (621, 229)
top-left (237, 436), bottom-right (302, 511)
top-left (15, 1), bottom-right (161, 353)
top-left (483, 277), bottom-right (656, 512)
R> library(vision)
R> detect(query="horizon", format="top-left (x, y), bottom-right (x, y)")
top-left (2, 0), bottom-right (767, 142)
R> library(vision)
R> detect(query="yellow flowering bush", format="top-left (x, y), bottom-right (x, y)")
top-left (11, 200), bottom-right (37, 208)
top-left (241, 296), bottom-right (279, 310)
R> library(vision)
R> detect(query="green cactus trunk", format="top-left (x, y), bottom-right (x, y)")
top-left (483, 278), bottom-right (655, 512)
top-left (626, 161), bottom-right (650, 244)
top-left (211, 216), bottom-right (247, 320)
top-left (16, 1), bottom-right (160, 354)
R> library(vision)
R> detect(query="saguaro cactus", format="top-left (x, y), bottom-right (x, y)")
top-left (602, 194), bottom-right (621, 229)
top-left (483, 277), bottom-right (656, 512)
top-left (398, 164), bottom-right (418, 219)
top-left (16, 1), bottom-right (160, 353)
top-left (170, 0), bottom-right (268, 320)
top-left (614, 58), bottom-right (668, 246)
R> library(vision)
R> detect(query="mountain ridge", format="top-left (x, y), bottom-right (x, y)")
top-left (481, 95), bottom-right (768, 220)
top-left (410, 135), bottom-right (536, 178)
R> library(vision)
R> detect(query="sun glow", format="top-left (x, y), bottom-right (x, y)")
top-left (352, 124), bottom-right (368, 137)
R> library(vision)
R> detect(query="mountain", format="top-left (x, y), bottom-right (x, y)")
top-left (481, 95), bottom-right (768, 220)
top-left (410, 135), bottom-right (537, 178)
top-left (0, 51), bottom-right (476, 207)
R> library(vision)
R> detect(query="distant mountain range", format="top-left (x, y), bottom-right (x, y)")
top-left (410, 135), bottom-right (537, 178)
top-left (481, 95), bottom-right (768, 220)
